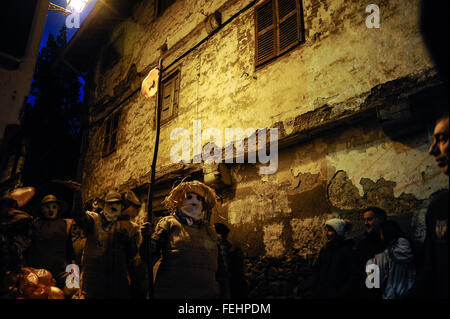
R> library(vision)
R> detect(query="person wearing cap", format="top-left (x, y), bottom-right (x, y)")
top-left (74, 190), bottom-right (139, 299)
top-left (140, 180), bottom-right (221, 299)
top-left (25, 194), bottom-right (75, 289)
top-left (312, 218), bottom-right (357, 299)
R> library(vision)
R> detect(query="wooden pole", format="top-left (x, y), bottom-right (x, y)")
top-left (145, 58), bottom-right (163, 299)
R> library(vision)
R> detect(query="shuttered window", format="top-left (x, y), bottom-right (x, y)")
top-left (103, 110), bottom-right (121, 156)
top-left (159, 70), bottom-right (180, 125)
top-left (255, 0), bottom-right (304, 67)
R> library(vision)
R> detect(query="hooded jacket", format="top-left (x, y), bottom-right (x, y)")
top-left (367, 237), bottom-right (416, 299)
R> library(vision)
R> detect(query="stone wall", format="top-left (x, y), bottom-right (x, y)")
top-left (78, 0), bottom-right (448, 298)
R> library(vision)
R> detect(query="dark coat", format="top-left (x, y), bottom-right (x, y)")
top-left (25, 218), bottom-right (74, 279)
top-left (354, 230), bottom-right (387, 299)
top-left (145, 214), bottom-right (220, 299)
top-left (355, 230), bottom-right (386, 265)
top-left (312, 238), bottom-right (358, 299)
top-left (413, 190), bottom-right (448, 299)
top-left (76, 211), bottom-right (139, 299)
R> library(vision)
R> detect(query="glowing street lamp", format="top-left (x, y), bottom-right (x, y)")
top-left (48, 0), bottom-right (90, 15)
top-left (66, 0), bottom-right (90, 13)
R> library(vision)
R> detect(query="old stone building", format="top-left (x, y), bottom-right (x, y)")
top-left (62, 0), bottom-right (448, 298)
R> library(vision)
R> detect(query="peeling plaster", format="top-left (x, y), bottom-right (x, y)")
top-left (326, 138), bottom-right (448, 200)
top-left (263, 223), bottom-right (285, 257)
top-left (291, 215), bottom-right (330, 258)
top-left (227, 190), bottom-right (292, 225)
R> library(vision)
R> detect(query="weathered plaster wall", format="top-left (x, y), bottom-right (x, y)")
top-left (212, 119), bottom-right (447, 297)
top-left (218, 119), bottom-right (447, 258)
top-left (78, 0), bottom-right (448, 298)
top-left (82, 0), bottom-right (435, 200)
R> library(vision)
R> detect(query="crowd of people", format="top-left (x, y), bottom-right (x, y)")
top-left (312, 112), bottom-right (449, 300)
top-left (0, 112), bottom-right (447, 300)
top-left (0, 178), bottom-right (248, 299)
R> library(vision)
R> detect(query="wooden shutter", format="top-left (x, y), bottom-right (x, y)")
top-left (160, 77), bottom-right (173, 123)
top-left (102, 110), bottom-right (120, 156)
top-left (277, 0), bottom-right (301, 54)
top-left (255, 0), bottom-right (276, 66)
top-left (159, 70), bottom-right (180, 125)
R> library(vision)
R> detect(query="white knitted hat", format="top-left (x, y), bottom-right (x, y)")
top-left (325, 218), bottom-right (347, 236)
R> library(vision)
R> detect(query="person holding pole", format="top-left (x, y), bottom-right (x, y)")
top-left (140, 180), bottom-right (221, 299)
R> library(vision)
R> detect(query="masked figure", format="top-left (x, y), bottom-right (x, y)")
top-left (74, 190), bottom-right (139, 299)
top-left (141, 180), bottom-right (221, 299)
top-left (25, 195), bottom-right (74, 286)
top-left (1, 197), bottom-right (33, 278)
top-left (1, 189), bottom-right (64, 299)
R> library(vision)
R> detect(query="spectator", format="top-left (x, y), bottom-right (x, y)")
top-left (411, 111), bottom-right (449, 299)
top-left (312, 218), bottom-right (357, 299)
top-left (214, 222), bottom-right (248, 299)
top-left (354, 206), bottom-right (388, 298)
top-left (367, 220), bottom-right (416, 299)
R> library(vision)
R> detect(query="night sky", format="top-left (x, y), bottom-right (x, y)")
top-left (28, 0), bottom-right (98, 104)
top-left (41, 0), bottom-right (97, 50)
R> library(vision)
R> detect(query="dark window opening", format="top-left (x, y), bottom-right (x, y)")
top-left (103, 110), bottom-right (121, 156)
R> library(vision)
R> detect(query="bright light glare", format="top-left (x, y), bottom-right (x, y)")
top-left (66, 0), bottom-right (89, 13)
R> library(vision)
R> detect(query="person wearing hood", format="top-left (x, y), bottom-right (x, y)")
top-left (140, 180), bottom-right (221, 299)
top-left (312, 218), bottom-right (357, 299)
top-left (366, 220), bottom-right (416, 299)
top-left (73, 189), bottom-right (139, 299)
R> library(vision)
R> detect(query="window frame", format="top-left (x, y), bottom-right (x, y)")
top-left (158, 67), bottom-right (181, 127)
top-left (254, 0), bottom-right (305, 68)
top-left (102, 109), bottom-right (121, 157)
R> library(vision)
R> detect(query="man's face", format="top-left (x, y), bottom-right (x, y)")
top-left (103, 202), bottom-right (122, 222)
top-left (41, 202), bottom-right (60, 219)
top-left (92, 200), bottom-right (99, 212)
top-left (428, 117), bottom-right (449, 176)
top-left (364, 211), bottom-right (380, 233)
top-left (324, 226), bottom-right (336, 242)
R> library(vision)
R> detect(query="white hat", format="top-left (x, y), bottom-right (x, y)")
top-left (325, 218), bottom-right (348, 236)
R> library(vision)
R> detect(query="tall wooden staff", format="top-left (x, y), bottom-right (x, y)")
top-left (141, 58), bottom-right (163, 298)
